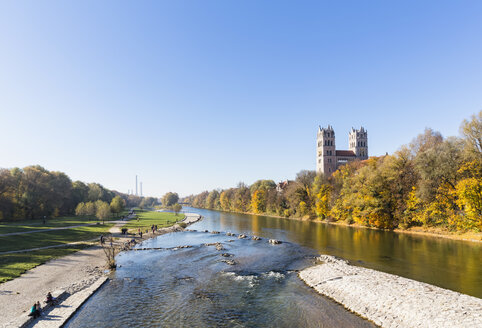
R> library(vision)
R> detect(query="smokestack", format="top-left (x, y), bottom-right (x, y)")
top-left (140, 182), bottom-right (143, 197)
top-left (135, 175), bottom-right (138, 196)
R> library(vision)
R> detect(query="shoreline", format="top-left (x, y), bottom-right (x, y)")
top-left (188, 206), bottom-right (482, 243)
top-left (0, 213), bottom-right (202, 327)
top-left (299, 255), bottom-right (482, 328)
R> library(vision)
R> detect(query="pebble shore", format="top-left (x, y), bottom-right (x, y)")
top-left (299, 255), bottom-right (482, 328)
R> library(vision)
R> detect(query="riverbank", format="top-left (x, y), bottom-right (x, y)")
top-left (189, 206), bottom-right (482, 243)
top-left (0, 213), bottom-right (202, 327)
top-left (299, 255), bottom-right (482, 328)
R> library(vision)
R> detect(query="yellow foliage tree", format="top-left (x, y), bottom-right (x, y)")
top-left (251, 189), bottom-right (266, 214)
top-left (219, 191), bottom-right (230, 211)
top-left (456, 178), bottom-right (482, 230)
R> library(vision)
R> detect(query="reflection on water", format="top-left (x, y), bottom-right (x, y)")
top-left (66, 232), bottom-right (374, 328)
top-left (188, 207), bottom-right (482, 298)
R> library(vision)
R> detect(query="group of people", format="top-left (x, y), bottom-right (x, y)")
top-left (28, 292), bottom-right (57, 319)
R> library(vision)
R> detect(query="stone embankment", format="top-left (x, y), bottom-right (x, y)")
top-left (299, 255), bottom-right (482, 328)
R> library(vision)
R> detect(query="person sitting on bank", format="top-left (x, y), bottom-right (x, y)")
top-left (46, 292), bottom-right (56, 305)
top-left (28, 302), bottom-right (41, 319)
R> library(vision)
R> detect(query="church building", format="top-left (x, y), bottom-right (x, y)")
top-left (316, 125), bottom-right (368, 175)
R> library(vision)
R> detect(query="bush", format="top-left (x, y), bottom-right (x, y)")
top-left (178, 222), bottom-right (187, 228)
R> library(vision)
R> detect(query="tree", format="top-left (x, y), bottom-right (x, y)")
top-left (460, 110), bottom-right (482, 160)
top-left (456, 177), bottom-right (482, 230)
top-left (96, 201), bottom-right (111, 223)
top-left (173, 203), bottom-right (182, 216)
top-left (251, 189), bottom-right (266, 213)
top-left (75, 202), bottom-right (86, 216)
top-left (162, 192), bottom-right (179, 207)
top-left (110, 196), bottom-right (125, 217)
top-left (205, 190), bottom-right (220, 209)
top-left (312, 175), bottom-right (331, 220)
top-left (219, 190), bottom-right (232, 211)
top-left (85, 201), bottom-right (96, 216)
top-left (249, 180), bottom-right (276, 193)
top-left (233, 183), bottom-right (251, 212)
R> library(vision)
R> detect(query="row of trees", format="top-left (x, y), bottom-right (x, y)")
top-left (0, 165), bottom-right (159, 221)
top-left (75, 195), bottom-right (126, 222)
top-left (185, 111), bottom-right (481, 232)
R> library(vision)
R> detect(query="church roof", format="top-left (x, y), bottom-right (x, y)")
top-left (336, 150), bottom-right (356, 157)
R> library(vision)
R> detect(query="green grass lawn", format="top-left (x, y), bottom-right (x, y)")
top-left (0, 216), bottom-right (102, 234)
top-left (0, 223), bottom-right (113, 253)
top-left (0, 243), bottom-right (92, 283)
top-left (124, 210), bottom-right (184, 232)
top-left (0, 211), bottom-right (130, 235)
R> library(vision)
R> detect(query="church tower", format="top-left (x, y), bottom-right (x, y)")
top-left (316, 125), bottom-right (337, 175)
top-left (349, 127), bottom-right (368, 160)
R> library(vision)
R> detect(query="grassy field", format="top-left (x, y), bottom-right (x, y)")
top-left (124, 210), bottom-right (184, 232)
top-left (0, 211), bottom-right (129, 235)
top-left (0, 216), bottom-right (102, 235)
top-left (0, 243), bottom-right (92, 283)
top-left (0, 223), bottom-right (114, 253)
top-left (0, 210), bottom-right (181, 283)
top-left (0, 222), bottom-right (113, 283)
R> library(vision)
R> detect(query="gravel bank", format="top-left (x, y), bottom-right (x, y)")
top-left (299, 255), bottom-right (482, 328)
top-left (0, 247), bottom-right (106, 327)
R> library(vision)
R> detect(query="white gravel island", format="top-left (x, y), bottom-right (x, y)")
top-left (299, 255), bottom-right (482, 328)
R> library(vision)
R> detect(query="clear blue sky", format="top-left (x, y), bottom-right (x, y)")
top-left (1, 1), bottom-right (481, 197)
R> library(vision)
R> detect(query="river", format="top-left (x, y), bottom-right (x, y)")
top-left (65, 207), bottom-right (481, 327)
top-left (186, 207), bottom-right (481, 298)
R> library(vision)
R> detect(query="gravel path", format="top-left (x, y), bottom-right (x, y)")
top-left (299, 255), bottom-right (482, 328)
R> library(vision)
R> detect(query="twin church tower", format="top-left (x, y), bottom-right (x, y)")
top-left (316, 125), bottom-right (368, 175)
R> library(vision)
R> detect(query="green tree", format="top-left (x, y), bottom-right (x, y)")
top-left (110, 196), bottom-right (125, 217)
top-left (206, 190), bottom-right (220, 209)
top-left (96, 201), bottom-right (111, 223)
top-left (173, 203), bottom-right (182, 216)
top-left (75, 202), bottom-right (86, 216)
top-left (85, 201), bottom-right (96, 216)
top-left (162, 192), bottom-right (179, 207)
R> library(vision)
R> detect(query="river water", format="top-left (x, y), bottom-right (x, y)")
top-left (66, 207), bottom-right (481, 327)
top-left (186, 207), bottom-right (481, 298)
